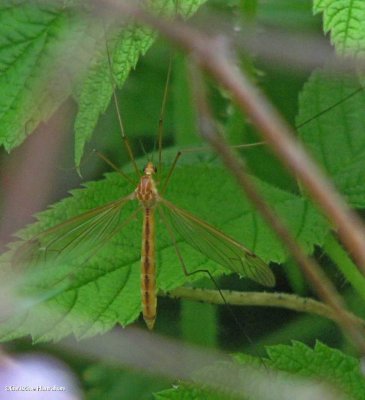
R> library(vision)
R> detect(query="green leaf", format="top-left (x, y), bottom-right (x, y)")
top-left (313, 0), bottom-right (365, 55)
top-left (0, 150), bottom-right (328, 342)
top-left (156, 342), bottom-right (361, 399)
top-left (154, 360), bottom-right (245, 400)
top-left (0, 2), bottom-right (87, 150)
top-left (173, 53), bottom-right (199, 146)
top-left (73, 23), bottom-right (156, 170)
top-left (0, 0), bottom-right (207, 158)
top-left (297, 69), bottom-right (365, 207)
top-left (74, 0), bottom-right (208, 169)
top-left (266, 341), bottom-right (365, 400)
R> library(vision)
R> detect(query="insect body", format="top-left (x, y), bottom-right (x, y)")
top-left (135, 162), bottom-right (159, 329)
top-left (13, 157), bottom-right (275, 330)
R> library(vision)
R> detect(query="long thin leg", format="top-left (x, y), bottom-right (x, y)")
top-left (160, 142), bottom-right (265, 194)
top-left (158, 55), bottom-right (173, 181)
top-left (157, 206), bottom-right (261, 352)
top-left (94, 150), bottom-right (136, 186)
top-left (104, 31), bottom-right (141, 178)
top-left (158, 206), bottom-right (226, 298)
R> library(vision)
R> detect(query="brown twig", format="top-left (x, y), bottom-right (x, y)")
top-left (191, 12), bottom-right (365, 74)
top-left (97, 0), bottom-right (365, 279)
top-left (93, 0), bottom-right (365, 351)
top-left (188, 63), bottom-right (365, 354)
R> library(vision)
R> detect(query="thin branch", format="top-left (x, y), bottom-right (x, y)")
top-left (112, 1), bottom-right (365, 280)
top-left (163, 287), bottom-right (365, 328)
top-left (89, 1), bottom-right (365, 352)
top-left (187, 64), bottom-right (365, 354)
top-left (194, 13), bottom-right (365, 74)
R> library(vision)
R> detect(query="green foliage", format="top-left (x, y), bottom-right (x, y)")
top-left (0, 149), bottom-right (330, 341)
top-left (1, 0), bottom-right (365, 348)
top-left (0, 0), bottom-right (207, 163)
top-left (154, 387), bottom-right (227, 400)
top-left (155, 342), bottom-right (364, 399)
top-left (0, 2), bottom-right (86, 150)
top-left (296, 0), bottom-right (365, 304)
top-left (2, 1), bottom-right (365, 399)
top-left (84, 364), bottom-right (168, 400)
top-left (257, 0), bottom-right (318, 31)
top-left (266, 341), bottom-right (365, 400)
top-left (297, 70), bottom-right (365, 208)
top-left (74, 24), bottom-right (154, 169)
top-left (314, 0), bottom-right (365, 55)
top-left (71, 0), bottom-right (207, 168)
top-left (323, 234), bottom-right (365, 303)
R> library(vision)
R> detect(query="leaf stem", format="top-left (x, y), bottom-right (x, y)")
top-left (162, 287), bottom-right (365, 328)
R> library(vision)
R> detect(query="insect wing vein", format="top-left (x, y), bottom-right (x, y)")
top-left (13, 195), bottom-right (134, 269)
top-left (160, 198), bottom-right (275, 287)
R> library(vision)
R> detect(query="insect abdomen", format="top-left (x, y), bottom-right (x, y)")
top-left (141, 207), bottom-right (157, 329)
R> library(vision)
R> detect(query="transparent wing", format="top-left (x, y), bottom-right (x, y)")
top-left (13, 194), bottom-right (136, 269)
top-left (159, 198), bottom-right (275, 287)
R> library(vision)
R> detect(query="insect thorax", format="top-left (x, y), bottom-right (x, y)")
top-left (136, 175), bottom-right (158, 208)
